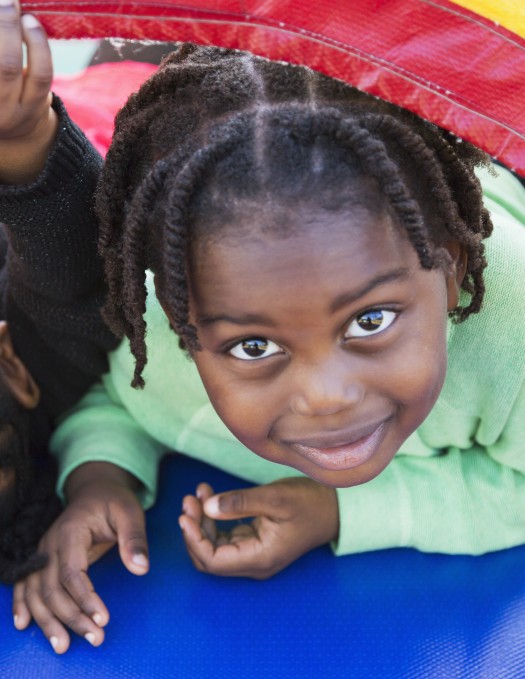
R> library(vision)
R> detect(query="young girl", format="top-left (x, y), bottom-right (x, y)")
top-left (13, 42), bottom-right (525, 653)
top-left (0, 5), bottom-right (117, 584)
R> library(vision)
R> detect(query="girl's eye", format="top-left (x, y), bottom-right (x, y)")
top-left (346, 309), bottom-right (397, 338)
top-left (229, 337), bottom-right (283, 361)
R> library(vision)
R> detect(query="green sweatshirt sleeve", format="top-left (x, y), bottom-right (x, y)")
top-left (50, 378), bottom-right (167, 509)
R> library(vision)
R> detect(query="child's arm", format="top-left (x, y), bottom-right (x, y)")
top-left (11, 379), bottom-right (166, 652)
top-left (12, 461), bottom-right (149, 654)
top-left (0, 1), bottom-right (57, 185)
top-left (180, 440), bottom-right (525, 579)
top-left (179, 479), bottom-right (338, 578)
top-left (0, 3), bottom-right (117, 414)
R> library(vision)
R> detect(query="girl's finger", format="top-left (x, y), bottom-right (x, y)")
top-left (25, 566), bottom-right (106, 653)
top-left (12, 581), bottom-right (32, 630)
top-left (182, 494), bottom-right (202, 522)
top-left (182, 494), bottom-right (217, 543)
top-left (0, 0), bottom-right (23, 105)
top-left (195, 483), bottom-right (215, 502)
top-left (20, 13), bottom-right (53, 108)
top-left (195, 484), bottom-right (217, 542)
top-left (186, 532), bottom-right (263, 577)
top-left (179, 512), bottom-right (207, 545)
top-left (112, 502), bottom-right (150, 576)
top-left (182, 494), bottom-right (217, 542)
top-left (179, 514), bottom-right (215, 572)
top-left (57, 534), bottom-right (110, 627)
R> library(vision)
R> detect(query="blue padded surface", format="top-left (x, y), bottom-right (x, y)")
top-left (2, 454), bottom-right (525, 678)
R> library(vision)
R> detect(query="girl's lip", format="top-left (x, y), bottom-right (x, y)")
top-left (289, 422), bottom-right (388, 471)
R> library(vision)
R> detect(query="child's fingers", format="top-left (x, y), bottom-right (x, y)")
top-left (20, 566), bottom-right (106, 653)
top-left (25, 593), bottom-right (104, 653)
top-left (20, 13), bottom-right (53, 108)
top-left (203, 484), bottom-right (288, 521)
top-left (184, 526), bottom-right (273, 578)
top-left (12, 581), bottom-right (32, 630)
top-left (179, 514), bottom-right (217, 572)
top-left (179, 511), bottom-right (208, 546)
top-left (182, 494), bottom-right (203, 523)
top-left (196, 482), bottom-right (215, 503)
top-left (195, 483), bottom-right (217, 541)
top-left (112, 501), bottom-right (150, 575)
top-left (0, 0), bottom-right (23, 102)
top-left (182, 486), bottom-right (217, 542)
top-left (181, 513), bottom-right (275, 578)
top-left (57, 534), bottom-right (110, 626)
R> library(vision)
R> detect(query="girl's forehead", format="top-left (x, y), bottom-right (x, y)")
top-left (191, 205), bottom-right (419, 299)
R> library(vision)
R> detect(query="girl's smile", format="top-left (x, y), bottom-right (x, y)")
top-left (181, 203), bottom-right (462, 487)
top-left (287, 419), bottom-right (390, 471)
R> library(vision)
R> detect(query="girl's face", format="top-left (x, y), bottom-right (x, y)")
top-left (182, 205), bottom-right (462, 488)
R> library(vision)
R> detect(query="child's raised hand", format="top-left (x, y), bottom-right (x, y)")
top-left (12, 463), bottom-right (149, 654)
top-left (179, 478), bottom-right (339, 579)
top-left (0, 0), bottom-right (57, 184)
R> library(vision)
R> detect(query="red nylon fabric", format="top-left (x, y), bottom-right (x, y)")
top-left (52, 62), bottom-right (156, 155)
top-left (23, 0), bottom-right (525, 174)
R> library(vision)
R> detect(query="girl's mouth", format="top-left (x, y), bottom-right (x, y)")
top-left (289, 422), bottom-right (388, 471)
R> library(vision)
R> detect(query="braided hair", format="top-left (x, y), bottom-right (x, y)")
top-left (96, 43), bottom-right (493, 389)
top-left (0, 384), bottom-right (61, 584)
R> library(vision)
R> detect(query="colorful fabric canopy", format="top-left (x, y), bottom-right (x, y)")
top-left (22, 0), bottom-right (525, 174)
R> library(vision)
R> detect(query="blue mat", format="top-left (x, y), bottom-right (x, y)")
top-left (2, 454), bottom-right (525, 678)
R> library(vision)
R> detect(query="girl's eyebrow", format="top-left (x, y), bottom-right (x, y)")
top-left (197, 311), bottom-right (277, 327)
top-left (197, 267), bottom-right (410, 327)
top-left (330, 267), bottom-right (410, 313)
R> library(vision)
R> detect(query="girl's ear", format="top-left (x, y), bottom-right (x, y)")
top-left (444, 240), bottom-right (468, 312)
top-left (0, 322), bottom-right (40, 409)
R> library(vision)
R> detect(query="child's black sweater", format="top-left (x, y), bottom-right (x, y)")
top-left (0, 97), bottom-right (118, 421)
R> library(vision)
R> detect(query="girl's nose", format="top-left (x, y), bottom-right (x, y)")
top-left (289, 355), bottom-right (364, 417)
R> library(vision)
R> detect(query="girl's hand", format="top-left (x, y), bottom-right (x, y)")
top-left (179, 478), bottom-right (339, 579)
top-left (0, 0), bottom-right (57, 184)
top-left (12, 464), bottom-right (149, 654)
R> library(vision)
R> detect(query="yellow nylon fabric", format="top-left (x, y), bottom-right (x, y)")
top-left (448, 0), bottom-right (525, 37)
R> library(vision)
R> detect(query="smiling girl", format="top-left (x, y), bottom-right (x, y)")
top-left (13, 42), bottom-right (525, 653)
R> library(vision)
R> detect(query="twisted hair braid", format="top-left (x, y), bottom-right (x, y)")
top-left (0, 402), bottom-right (61, 585)
top-left (96, 43), bottom-right (493, 387)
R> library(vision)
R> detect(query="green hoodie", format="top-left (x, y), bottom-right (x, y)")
top-left (51, 166), bottom-right (525, 556)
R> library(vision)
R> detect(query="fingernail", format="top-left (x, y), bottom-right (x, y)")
top-left (178, 517), bottom-right (185, 531)
top-left (49, 636), bottom-right (59, 651)
top-left (85, 632), bottom-right (96, 646)
top-left (0, 0), bottom-right (14, 7)
top-left (131, 553), bottom-right (148, 568)
top-left (21, 14), bottom-right (40, 29)
top-left (92, 613), bottom-right (104, 626)
top-left (204, 496), bottom-right (219, 516)
top-left (13, 614), bottom-right (19, 629)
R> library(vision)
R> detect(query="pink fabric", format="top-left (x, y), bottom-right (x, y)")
top-left (52, 62), bottom-right (157, 156)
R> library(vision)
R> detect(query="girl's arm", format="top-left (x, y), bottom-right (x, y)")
top-left (50, 380), bottom-right (167, 509)
top-left (0, 4), bottom-right (118, 414)
top-left (13, 378), bottom-right (167, 653)
top-left (13, 460), bottom-right (149, 654)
